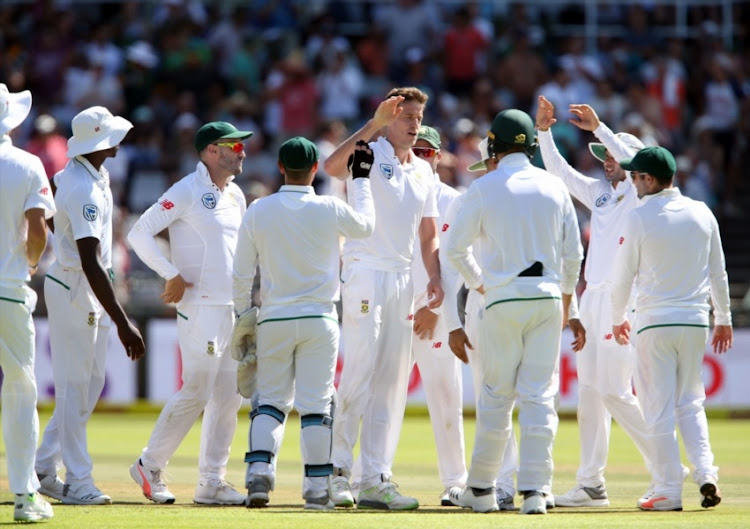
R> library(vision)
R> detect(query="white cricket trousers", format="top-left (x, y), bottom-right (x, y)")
top-left (36, 264), bottom-right (110, 486)
top-left (411, 291), bottom-right (467, 489)
top-left (140, 304), bottom-right (242, 481)
top-left (250, 316), bottom-right (338, 497)
top-left (467, 297), bottom-right (561, 493)
top-left (634, 325), bottom-right (718, 496)
top-left (0, 285), bottom-right (41, 494)
top-left (332, 264), bottom-right (414, 490)
top-left (465, 290), bottom-right (518, 495)
top-left (575, 287), bottom-right (653, 487)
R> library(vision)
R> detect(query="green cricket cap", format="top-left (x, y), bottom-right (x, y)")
top-left (417, 125), bottom-right (441, 149)
top-left (194, 121), bottom-right (253, 152)
top-left (619, 146), bottom-right (676, 180)
top-left (279, 136), bottom-right (319, 170)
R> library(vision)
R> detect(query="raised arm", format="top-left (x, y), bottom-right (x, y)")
top-left (324, 96), bottom-right (404, 179)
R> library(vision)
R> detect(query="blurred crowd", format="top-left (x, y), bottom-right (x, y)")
top-left (2, 0), bottom-right (748, 314)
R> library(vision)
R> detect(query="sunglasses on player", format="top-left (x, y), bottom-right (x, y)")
top-left (413, 147), bottom-right (439, 159)
top-left (213, 142), bottom-right (245, 153)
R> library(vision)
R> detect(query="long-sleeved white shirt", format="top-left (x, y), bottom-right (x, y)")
top-left (0, 135), bottom-right (55, 289)
top-left (611, 188), bottom-right (731, 331)
top-left (233, 178), bottom-right (374, 322)
top-left (445, 153), bottom-right (583, 307)
top-left (538, 122), bottom-right (640, 288)
top-left (127, 161), bottom-right (246, 306)
top-left (49, 156), bottom-right (113, 270)
top-left (343, 136), bottom-right (437, 271)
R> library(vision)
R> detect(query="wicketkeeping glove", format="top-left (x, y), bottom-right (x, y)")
top-left (237, 353), bottom-right (257, 399)
top-left (347, 140), bottom-right (374, 179)
top-left (231, 307), bottom-right (258, 362)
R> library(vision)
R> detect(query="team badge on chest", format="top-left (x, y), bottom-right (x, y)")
top-left (380, 163), bottom-right (394, 180)
top-left (207, 341), bottom-right (215, 355)
top-left (202, 193), bottom-right (217, 209)
top-left (361, 299), bottom-right (369, 314)
top-left (87, 312), bottom-right (96, 326)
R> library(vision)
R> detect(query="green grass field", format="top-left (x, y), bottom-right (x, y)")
top-left (1, 410), bottom-right (749, 528)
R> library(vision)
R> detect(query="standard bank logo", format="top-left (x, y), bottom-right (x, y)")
top-left (83, 204), bottom-right (98, 221)
top-left (202, 193), bottom-right (216, 209)
top-left (380, 163), bottom-right (394, 180)
top-left (595, 193), bottom-right (611, 208)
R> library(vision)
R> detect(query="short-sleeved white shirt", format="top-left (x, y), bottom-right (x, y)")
top-left (343, 136), bottom-right (438, 271)
top-left (51, 156), bottom-right (113, 270)
top-left (128, 162), bottom-right (246, 306)
top-left (0, 136), bottom-right (56, 287)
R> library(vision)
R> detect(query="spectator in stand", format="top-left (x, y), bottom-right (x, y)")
top-left (25, 114), bottom-right (68, 179)
top-left (442, 6), bottom-right (488, 98)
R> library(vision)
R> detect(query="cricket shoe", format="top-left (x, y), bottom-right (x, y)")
top-left (61, 483), bottom-right (111, 505)
top-left (449, 486), bottom-right (498, 513)
top-left (247, 475), bottom-right (271, 508)
top-left (36, 473), bottom-right (65, 502)
top-left (545, 492), bottom-right (555, 509)
top-left (357, 479), bottom-right (419, 510)
top-left (440, 486), bottom-right (462, 506)
top-left (304, 494), bottom-right (335, 510)
top-left (699, 475), bottom-right (721, 508)
top-left (329, 476), bottom-right (354, 507)
top-left (194, 479), bottom-right (246, 505)
top-left (14, 492), bottom-right (54, 522)
top-left (555, 483), bottom-right (609, 507)
top-left (496, 489), bottom-right (517, 511)
top-left (520, 491), bottom-right (547, 515)
top-left (638, 491), bottom-right (682, 511)
top-left (130, 459), bottom-right (175, 504)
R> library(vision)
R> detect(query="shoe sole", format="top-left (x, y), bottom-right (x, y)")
top-left (333, 499), bottom-right (354, 508)
top-left (555, 499), bottom-right (609, 507)
top-left (639, 505), bottom-right (683, 511)
top-left (61, 497), bottom-right (111, 505)
top-left (520, 507), bottom-right (547, 514)
top-left (14, 514), bottom-right (53, 522)
top-left (357, 500), bottom-right (419, 510)
top-left (440, 498), bottom-right (455, 506)
top-left (700, 483), bottom-right (721, 508)
top-left (247, 494), bottom-right (269, 508)
top-left (129, 465), bottom-right (175, 504)
top-left (194, 498), bottom-right (246, 506)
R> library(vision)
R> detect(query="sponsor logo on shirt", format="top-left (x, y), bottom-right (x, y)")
top-left (433, 341), bottom-right (442, 349)
top-left (83, 204), bottom-right (98, 221)
top-left (380, 163), bottom-right (394, 180)
top-left (202, 193), bottom-right (216, 209)
top-left (160, 199), bottom-right (175, 210)
top-left (604, 333), bottom-right (613, 340)
top-left (406, 313), bottom-right (414, 320)
top-left (595, 193), bottom-right (611, 208)
top-left (619, 236), bottom-right (624, 245)
top-left (40, 187), bottom-right (49, 195)
top-left (442, 223), bottom-right (449, 232)
top-left (361, 300), bottom-right (369, 314)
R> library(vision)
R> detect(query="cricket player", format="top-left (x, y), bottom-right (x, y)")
top-left (127, 121), bottom-right (251, 505)
top-left (0, 83), bottom-right (55, 522)
top-left (612, 146), bottom-right (732, 511)
top-left (536, 96), bottom-right (657, 507)
top-left (446, 109), bottom-right (583, 515)
top-left (324, 87), bottom-right (444, 510)
top-left (233, 137), bottom-right (375, 510)
top-left (36, 106), bottom-right (146, 505)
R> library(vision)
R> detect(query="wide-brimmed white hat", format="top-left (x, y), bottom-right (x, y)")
top-left (67, 106), bottom-right (133, 157)
top-left (0, 83), bottom-right (32, 135)
top-left (468, 137), bottom-right (491, 172)
top-left (588, 132), bottom-right (645, 162)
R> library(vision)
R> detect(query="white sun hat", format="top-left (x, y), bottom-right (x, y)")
top-left (67, 106), bottom-right (134, 158)
top-left (588, 132), bottom-right (645, 162)
top-left (468, 137), bottom-right (491, 172)
top-left (0, 83), bottom-right (32, 135)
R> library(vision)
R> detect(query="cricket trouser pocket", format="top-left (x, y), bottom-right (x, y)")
top-left (341, 264), bottom-right (375, 320)
top-left (45, 263), bottom-right (103, 326)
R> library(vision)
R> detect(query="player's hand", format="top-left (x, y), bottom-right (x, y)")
top-left (536, 96), bottom-right (557, 131)
top-left (373, 95), bottom-right (404, 129)
top-left (231, 307), bottom-right (259, 362)
top-left (711, 325), bottom-right (733, 354)
top-left (119, 321), bottom-right (145, 361)
top-left (448, 328), bottom-right (472, 364)
top-left (347, 140), bottom-right (374, 179)
top-left (161, 274), bottom-right (193, 304)
top-left (413, 306), bottom-right (438, 340)
top-left (569, 318), bottom-right (586, 352)
top-left (425, 276), bottom-right (444, 309)
top-left (569, 104), bottom-right (600, 132)
top-left (613, 320), bottom-right (631, 346)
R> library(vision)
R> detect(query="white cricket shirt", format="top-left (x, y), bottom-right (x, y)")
top-left (445, 153), bottom-right (583, 306)
top-left (538, 123), bottom-right (641, 288)
top-left (128, 161), bottom-right (246, 306)
top-left (50, 156), bottom-right (113, 270)
top-left (343, 136), bottom-right (438, 271)
top-left (611, 188), bottom-right (732, 331)
top-left (233, 179), bottom-right (375, 321)
top-left (0, 135), bottom-right (56, 288)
